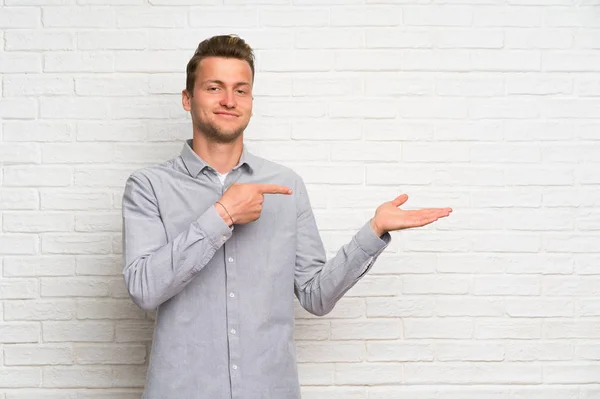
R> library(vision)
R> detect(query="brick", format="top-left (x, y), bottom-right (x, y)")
top-left (544, 321), bottom-right (600, 339)
top-left (42, 143), bottom-right (113, 164)
top-left (330, 100), bottom-right (397, 118)
top-left (0, 235), bottom-right (38, 255)
top-left (43, 322), bottom-right (114, 342)
top-left (3, 256), bottom-right (75, 277)
top-left (76, 344), bottom-right (146, 365)
top-left (0, 143), bottom-right (41, 164)
top-left (2, 121), bottom-right (75, 142)
top-left (40, 98), bottom-right (110, 119)
top-left (436, 297), bottom-right (504, 317)
top-left (507, 341), bottom-right (573, 361)
top-left (405, 319), bottom-right (473, 339)
top-left (115, 321), bottom-right (154, 342)
top-left (544, 51), bottom-right (600, 72)
top-left (4, 166), bottom-right (72, 187)
top-left (43, 7), bottom-right (115, 27)
top-left (545, 7), bottom-right (600, 27)
top-left (4, 345), bottom-right (75, 365)
top-left (298, 363), bottom-right (333, 386)
top-left (403, 6), bottom-right (472, 26)
top-left (110, 97), bottom-right (184, 119)
top-left (0, 53), bottom-right (42, 73)
top-left (41, 277), bottom-right (110, 297)
top-left (189, 7), bottom-right (258, 28)
top-left (294, 75), bottom-right (362, 96)
top-left (0, 323), bottom-right (40, 343)
top-left (260, 8), bottom-right (328, 27)
top-left (302, 387), bottom-right (366, 399)
top-left (506, 298), bottom-right (574, 317)
top-left (475, 319), bottom-right (541, 339)
top-left (0, 7), bottom-right (40, 28)
top-left (473, 275), bottom-right (540, 295)
top-left (575, 343), bottom-right (600, 360)
top-left (365, 120), bottom-right (433, 141)
top-left (331, 6), bottom-right (401, 26)
top-left (291, 119), bottom-right (361, 141)
top-left (4, 75), bottom-right (74, 96)
top-left (435, 342), bottom-right (504, 361)
top-left (576, 77), bottom-right (600, 96)
top-left (331, 320), bottom-right (401, 340)
top-left (0, 278), bottom-right (38, 299)
top-left (402, 50), bottom-right (471, 71)
top-left (544, 234), bottom-right (600, 253)
top-left (335, 50), bottom-right (403, 71)
top-left (435, 120), bottom-right (502, 141)
top-left (367, 297), bottom-right (434, 317)
top-left (366, 74), bottom-right (433, 96)
top-left (367, 341), bottom-right (433, 362)
top-left (296, 28), bottom-right (363, 49)
top-left (475, 6), bottom-right (542, 27)
top-left (544, 364), bottom-right (600, 384)
top-left (331, 142), bottom-right (400, 161)
top-left (77, 30), bottom-right (148, 50)
top-left (0, 98), bottom-right (38, 119)
top-left (575, 29), bottom-right (600, 49)
top-left (335, 363), bottom-right (402, 385)
top-left (296, 341), bottom-right (364, 363)
top-left (260, 50), bottom-right (333, 72)
top-left (403, 143), bottom-right (469, 162)
top-left (3, 212), bottom-right (73, 233)
top-left (366, 28), bottom-right (434, 49)
top-left (5, 300), bottom-right (75, 321)
top-left (77, 121), bottom-right (146, 142)
top-left (292, 165), bottom-right (363, 185)
top-left (507, 167), bottom-right (573, 186)
top-left (435, 76), bottom-right (504, 96)
top-left (399, 98), bottom-right (468, 118)
top-left (76, 76), bottom-right (148, 96)
top-left (77, 299), bottom-right (145, 320)
top-left (506, 28), bottom-right (573, 49)
top-left (41, 191), bottom-right (113, 211)
top-left (0, 368), bottom-right (41, 388)
top-left (41, 235), bottom-right (113, 255)
top-left (43, 366), bottom-right (112, 388)
top-left (5, 30), bottom-right (74, 50)
top-left (404, 363), bottom-right (541, 384)
top-left (471, 50), bottom-right (541, 71)
top-left (403, 276), bottom-right (469, 295)
top-left (113, 143), bottom-right (181, 163)
top-left (471, 98), bottom-right (540, 119)
top-left (116, 7), bottom-right (186, 28)
top-left (436, 29), bottom-right (503, 49)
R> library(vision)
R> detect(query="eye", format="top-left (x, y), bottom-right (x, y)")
top-left (236, 89), bottom-right (246, 95)
top-left (208, 86), bottom-right (219, 92)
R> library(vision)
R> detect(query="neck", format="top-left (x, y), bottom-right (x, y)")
top-left (192, 132), bottom-right (243, 174)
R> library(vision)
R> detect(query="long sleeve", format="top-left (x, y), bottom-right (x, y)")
top-left (122, 173), bottom-right (232, 311)
top-left (293, 177), bottom-right (391, 316)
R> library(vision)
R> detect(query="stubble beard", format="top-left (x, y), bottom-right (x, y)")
top-left (196, 117), bottom-right (248, 144)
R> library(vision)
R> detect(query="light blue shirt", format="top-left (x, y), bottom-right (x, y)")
top-left (122, 139), bottom-right (391, 399)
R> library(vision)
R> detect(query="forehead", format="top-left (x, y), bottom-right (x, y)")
top-left (196, 56), bottom-right (253, 84)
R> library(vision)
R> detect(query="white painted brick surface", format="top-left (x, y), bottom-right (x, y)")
top-left (1, 1), bottom-right (598, 397)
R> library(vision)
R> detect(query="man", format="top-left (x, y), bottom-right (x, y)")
top-left (122, 35), bottom-right (452, 399)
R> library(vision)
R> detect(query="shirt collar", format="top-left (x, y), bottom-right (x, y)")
top-left (180, 139), bottom-right (257, 178)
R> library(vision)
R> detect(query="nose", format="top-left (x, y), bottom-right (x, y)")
top-left (219, 89), bottom-right (236, 109)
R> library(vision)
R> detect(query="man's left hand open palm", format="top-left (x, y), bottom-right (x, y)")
top-left (370, 194), bottom-right (453, 236)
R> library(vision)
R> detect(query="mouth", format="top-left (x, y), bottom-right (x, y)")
top-left (214, 112), bottom-right (239, 119)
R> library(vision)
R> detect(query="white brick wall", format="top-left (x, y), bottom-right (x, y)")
top-left (1, 1), bottom-right (599, 397)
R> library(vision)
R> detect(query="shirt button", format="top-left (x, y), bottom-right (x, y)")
top-left (232, 365), bottom-right (238, 370)
top-left (228, 257), bottom-right (234, 263)
top-left (230, 329), bottom-right (236, 335)
top-left (229, 292), bottom-right (235, 298)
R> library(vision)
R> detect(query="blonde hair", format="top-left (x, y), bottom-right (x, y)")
top-left (185, 35), bottom-right (255, 94)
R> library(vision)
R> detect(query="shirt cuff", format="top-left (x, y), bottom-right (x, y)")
top-left (196, 205), bottom-right (234, 247)
top-left (354, 220), bottom-right (391, 257)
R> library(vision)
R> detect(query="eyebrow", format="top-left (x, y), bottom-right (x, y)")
top-left (203, 80), bottom-right (251, 88)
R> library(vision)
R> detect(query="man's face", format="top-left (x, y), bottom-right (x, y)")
top-left (183, 56), bottom-right (253, 144)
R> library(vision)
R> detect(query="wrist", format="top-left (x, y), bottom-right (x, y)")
top-left (370, 217), bottom-right (385, 237)
top-left (215, 202), bottom-right (234, 227)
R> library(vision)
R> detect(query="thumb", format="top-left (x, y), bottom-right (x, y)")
top-left (392, 194), bottom-right (409, 207)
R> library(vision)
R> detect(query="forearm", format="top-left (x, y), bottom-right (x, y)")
top-left (295, 221), bottom-right (390, 316)
top-left (124, 205), bottom-right (231, 310)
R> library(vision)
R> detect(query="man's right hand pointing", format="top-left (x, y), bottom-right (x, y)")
top-left (215, 183), bottom-right (293, 226)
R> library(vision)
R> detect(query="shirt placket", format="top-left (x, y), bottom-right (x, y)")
top-left (222, 171), bottom-right (242, 399)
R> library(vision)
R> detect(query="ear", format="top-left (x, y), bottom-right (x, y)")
top-left (182, 89), bottom-right (192, 112)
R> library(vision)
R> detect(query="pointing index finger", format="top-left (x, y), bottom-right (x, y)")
top-left (256, 184), bottom-right (293, 195)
